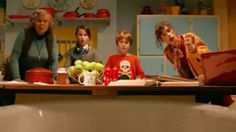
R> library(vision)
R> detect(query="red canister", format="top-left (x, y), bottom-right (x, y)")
top-left (25, 67), bottom-right (53, 84)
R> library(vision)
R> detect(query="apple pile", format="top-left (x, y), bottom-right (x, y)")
top-left (67, 60), bottom-right (104, 82)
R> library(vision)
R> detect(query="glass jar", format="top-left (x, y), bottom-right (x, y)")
top-left (57, 68), bottom-right (67, 84)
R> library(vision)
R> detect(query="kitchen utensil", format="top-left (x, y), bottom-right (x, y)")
top-left (25, 67), bottom-right (53, 84)
top-left (57, 68), bottom-right (67, 84)
top-left (63, 7), bottom-right (80, 18)
top-left (96, 9), bottom-right (110, 18)
top-left (78, 70), bottom-right (96, 86)
top-left (83, 13), bottom-right (96, 18)
top-left (63, 11), bottom-right (78, 18)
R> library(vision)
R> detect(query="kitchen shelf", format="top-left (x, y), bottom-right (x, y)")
top-left (6, 18), bottom-right (29, 27)
top-left (58, 17), bottom-right (110, 27)
top-left (5, 17), bottom-right (110, 27)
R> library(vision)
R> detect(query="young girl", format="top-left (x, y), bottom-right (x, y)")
top-left (105, 31), bottom-right (145, 79)
top-left (154, 21), bottom-right (233, 106)
top-left (64, 25), bottom-right (98, 67)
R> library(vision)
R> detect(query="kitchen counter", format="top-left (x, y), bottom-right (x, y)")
top-left (0, 81), bottom-right (236, 95)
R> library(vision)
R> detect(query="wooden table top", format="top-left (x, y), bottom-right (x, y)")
top-left (1, 81), bottom-right (236, 95)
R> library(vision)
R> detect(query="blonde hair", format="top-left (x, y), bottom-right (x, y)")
top-left (29, 9), bottom-right (53, 27)
top-left (116, 31), bottom-right (133, 46)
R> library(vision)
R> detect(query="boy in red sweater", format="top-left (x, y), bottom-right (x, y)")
top-left (105, 31), bottom-right (145, 79)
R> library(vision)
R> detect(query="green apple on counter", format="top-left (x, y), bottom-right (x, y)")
top-left (67, 60), bottom-right (104, 83)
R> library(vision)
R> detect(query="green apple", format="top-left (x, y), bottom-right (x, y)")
top-left (82, 61), bottom-right (89, 67)
top-left (84, 62), bottom-right (95, 71)
top-left (92, 70), bottom-right (100, 78)
top-left (67, 66), bottom-right (77, 80)
top-left (67, 66), bottom-right (75, 74)
top-left (75, 64), bottom-right (84, 74)
top-left (94, 62), bottom-right (104, 72)
top-left (74, 60), bottom-right (83, 66)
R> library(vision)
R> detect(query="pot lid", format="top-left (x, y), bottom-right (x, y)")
top-left (26, 67), bottom-right (52, 74)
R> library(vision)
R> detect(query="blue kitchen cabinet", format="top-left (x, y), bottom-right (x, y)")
top-left (139, 56), bottom-right (164, 76)
top-left (137, 15), bottom-right (218, 76)
top-left (138, 15), bottom-right (163, 56)
top-left (192, 17), bottom-right (218, 52)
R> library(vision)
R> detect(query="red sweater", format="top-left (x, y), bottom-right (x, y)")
top-left (105, 54), bottom-right (145, 79)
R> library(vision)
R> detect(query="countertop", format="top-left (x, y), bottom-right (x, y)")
top-left (1, 81), bottom-right (236, 95)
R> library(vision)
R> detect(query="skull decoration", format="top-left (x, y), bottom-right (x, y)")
top-left (120, 60), bottom-right (131, 73)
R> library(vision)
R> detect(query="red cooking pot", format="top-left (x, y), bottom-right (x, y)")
top-left (96, 9), bottom-right (110, 18)
top-left (82, 13), bottom-right (96, 18)
top-left (40, 7), bottom-right (56, 17)
top-left (63, 7), bottom-right (80, 18)
top-left (63, 11), bottom-right (79, 18)
top-left (25, 67), bottom-right (53, 84)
